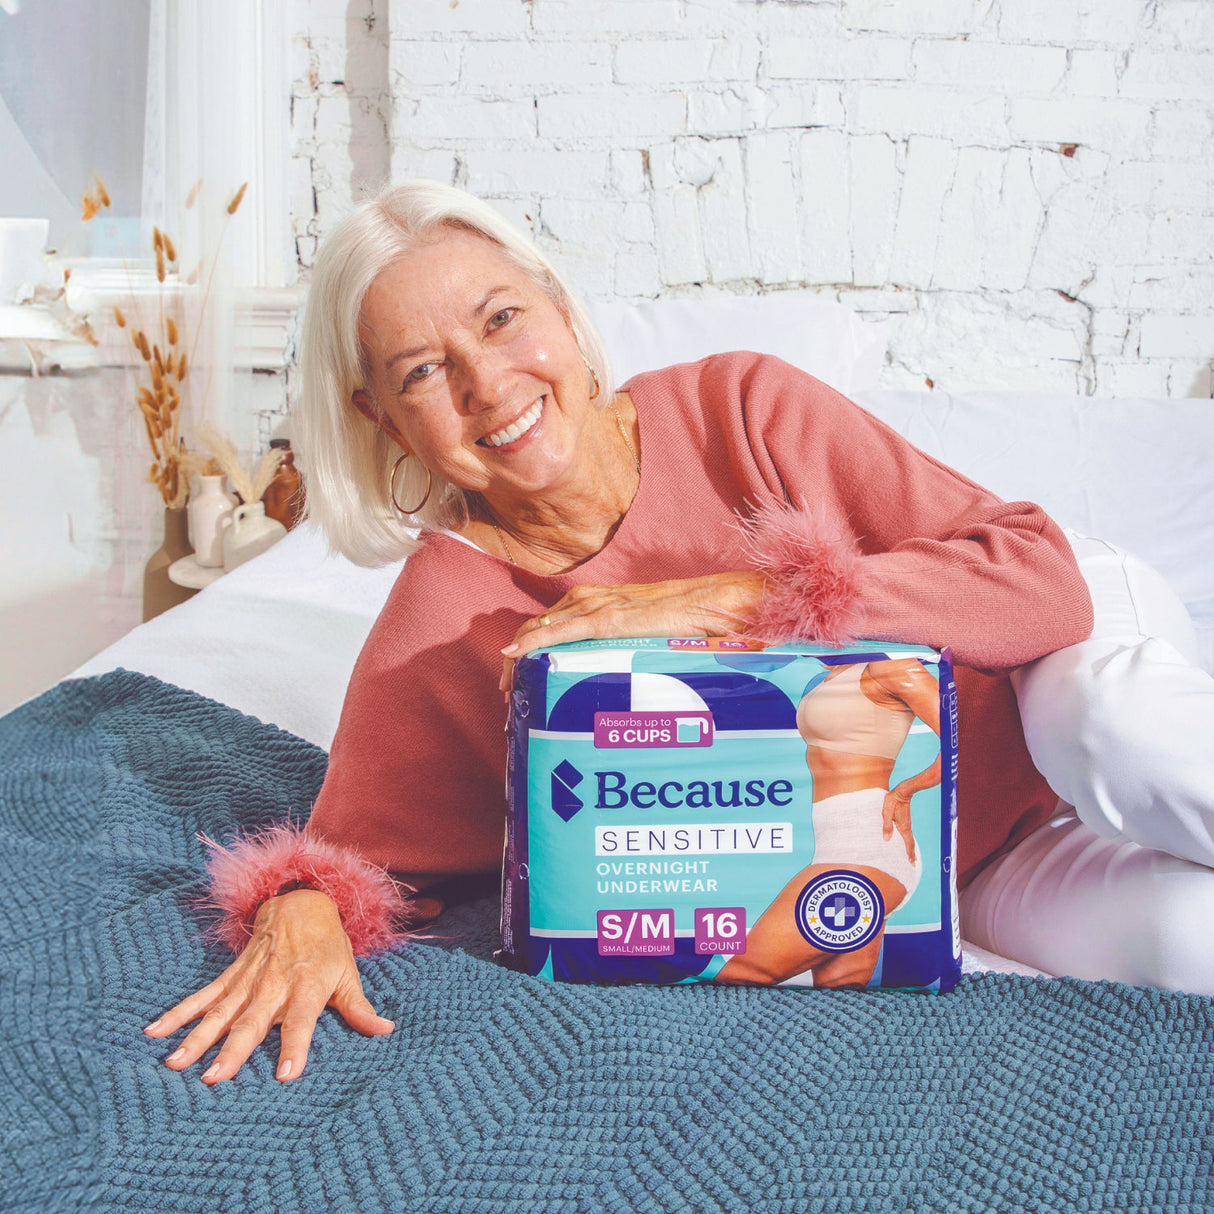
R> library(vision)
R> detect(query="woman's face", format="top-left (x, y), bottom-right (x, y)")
top-left (354, 226), bottom-right (595, 506)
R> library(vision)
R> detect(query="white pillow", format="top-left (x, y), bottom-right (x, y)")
top-left (854, 389), bottom-right (1214, 676)
top-left (588, 294), bottom-right (887, 397)
top-left (72, 525), bottom-right (402, 749)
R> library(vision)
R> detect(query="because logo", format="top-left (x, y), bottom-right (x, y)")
top-left (551, 760), bottom-right (585, 822)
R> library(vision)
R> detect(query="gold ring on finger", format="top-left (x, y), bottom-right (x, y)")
top-left (539, 613), bottom-right (552, 628)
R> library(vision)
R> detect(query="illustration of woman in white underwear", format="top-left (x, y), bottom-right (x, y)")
top-left (716, 658), bottom-right (941, 988)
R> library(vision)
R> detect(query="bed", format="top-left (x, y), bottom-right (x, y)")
top-left (5, 298), bottom-right (1213, 1212)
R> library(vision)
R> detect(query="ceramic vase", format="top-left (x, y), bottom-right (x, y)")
top-left (222, 501), bottom-right (287, 571)
top-left (142, 506), bottom-right (196, 621)
top-left (189, 474), bottom-right (237, 567)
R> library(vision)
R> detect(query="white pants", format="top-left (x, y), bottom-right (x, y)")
top-left (961, 534), bottom-right (1214, 996)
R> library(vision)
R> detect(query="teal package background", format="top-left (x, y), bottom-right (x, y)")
top-left (498, 639), bottom-right (961, 992)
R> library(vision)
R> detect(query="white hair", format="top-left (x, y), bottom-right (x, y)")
top-left (294, 179), bottom-right (616, 567)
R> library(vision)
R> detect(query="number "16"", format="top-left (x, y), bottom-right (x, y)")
top-left (700, 911), bottom-right (739, 939)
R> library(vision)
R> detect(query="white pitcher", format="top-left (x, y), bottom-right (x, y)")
top-left (222, 501), bottom-right (287, 571)
top-left (189, 474), bottom-right (237, 567)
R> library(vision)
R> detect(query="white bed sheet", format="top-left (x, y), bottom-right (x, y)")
top-left (74, 524), bottom-right (404, 751)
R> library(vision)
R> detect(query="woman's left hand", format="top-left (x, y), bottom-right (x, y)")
top-left (499, 572), bottom-right (768, 694)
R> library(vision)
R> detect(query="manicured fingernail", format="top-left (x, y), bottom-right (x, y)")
top-left (201, 1064), bottom-right (220, 1082)
top-left (166, 1048), bottom-right (186, 1064)
top-left (277, 1059), bottom-right (293, 1081)
top-left (144, 1018), bottom-right (163, 1034)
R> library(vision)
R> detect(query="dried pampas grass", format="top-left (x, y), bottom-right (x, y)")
top-left (80, 175), bottom-right (250, 508)
top-left (80, 175), bottom-right (110, 220)
top-left (179, 450), bottom-right (221, 481)
top-left (196, 424), bottom-right (284, 504)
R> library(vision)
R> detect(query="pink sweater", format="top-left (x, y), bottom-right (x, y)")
top-left (208, 353), bottom-right (1093, 951)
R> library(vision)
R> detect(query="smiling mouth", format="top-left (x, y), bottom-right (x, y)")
top-left (478, 397), bottom-right (544, 448)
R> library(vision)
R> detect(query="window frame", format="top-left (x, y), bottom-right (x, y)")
top-left (41, 0), bottom-right (299, 374)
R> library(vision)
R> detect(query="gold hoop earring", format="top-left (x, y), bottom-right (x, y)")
top-left (388, 452), bottom-right (433, 516)
top-left (587, 364), bottom-right (601, 401)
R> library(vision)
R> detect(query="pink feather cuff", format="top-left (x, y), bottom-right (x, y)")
top-left (199, 822), bottom-right (417, 956)
top-left (739, 499), bottom-right (865, 647)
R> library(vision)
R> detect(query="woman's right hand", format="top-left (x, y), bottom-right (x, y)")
top-left (143, 888), bottom-right (394, 1084)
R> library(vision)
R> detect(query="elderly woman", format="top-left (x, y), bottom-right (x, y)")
top-left (144, 180), bottom-right (1210, 1085)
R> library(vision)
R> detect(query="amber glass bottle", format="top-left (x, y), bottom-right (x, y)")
top-left (263, 438), bottom-right (305, 530)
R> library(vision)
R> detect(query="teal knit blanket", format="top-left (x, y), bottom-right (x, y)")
top-left (3, 671), bottom-right (1211, 1213)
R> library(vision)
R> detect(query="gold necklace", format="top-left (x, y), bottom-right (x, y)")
top-left (610, 400), bottom-right (642, 477)
top-left (490, 400), bottom-right (640, 567)
top-left (491, 518), bottom-right (519, 565)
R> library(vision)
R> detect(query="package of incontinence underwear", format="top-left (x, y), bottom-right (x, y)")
top-left (498, 639), bottom-right (960, 993)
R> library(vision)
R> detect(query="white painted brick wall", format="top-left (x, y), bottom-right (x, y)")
top-left (288, 0), bottom-right (1214, 396)
top-left (849, 0), bottom-right (997, 39)
top-left (888, 135), bottom-right (952, 288)
top-left (911, 40), bottom-right (1068, 92)
top-left (745, 132), bottom-right (802, 285)
top-left (767, 36), bottom-right (912, 81)
top-left (798, 129), bottom-right (852, 285)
